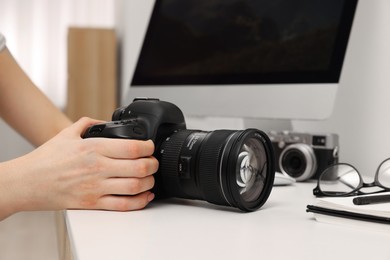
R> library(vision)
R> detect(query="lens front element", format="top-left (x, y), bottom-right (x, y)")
top-left (236, 141), bottom-right (266, 203)
top-left (222, 130), bottom-right (274, 211)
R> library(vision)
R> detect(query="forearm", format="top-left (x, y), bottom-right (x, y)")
top-left (0, 48), bottom-right (72, 146)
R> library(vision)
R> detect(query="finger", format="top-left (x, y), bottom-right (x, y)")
top-left (100, 156), bottom-right (159, 178)
top-left (86, 138), bottom-right (155, 159)
top-left (102, 176), bottom-right (155, 195)
top-left (95, 191), bottom-right (155, 211)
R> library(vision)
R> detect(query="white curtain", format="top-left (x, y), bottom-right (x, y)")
top-left (0, 0), bottom-right (116, 109)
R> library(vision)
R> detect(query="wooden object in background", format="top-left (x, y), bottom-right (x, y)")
top-left (66, 27), bottom-right (117, 121)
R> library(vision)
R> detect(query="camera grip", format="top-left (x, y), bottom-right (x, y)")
top-left (83, 120), bottom-right (148, 140)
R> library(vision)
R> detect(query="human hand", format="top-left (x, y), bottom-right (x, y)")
top-left (0, 117), bottom-right (158, 220)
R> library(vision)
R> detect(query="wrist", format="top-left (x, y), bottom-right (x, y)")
top-left (0, 160), bottom-right (20, 220)
top-left (0, 155), bottom-right (35, 220)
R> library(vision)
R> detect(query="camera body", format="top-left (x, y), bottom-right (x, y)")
top-left (268, 131), bottom-right (339, 182)
top-left (83, 98), bottom-right (186, 142)
top-left (83, 98), bottom-right (276, 212)
top-left (83, 98), bottom-right (187, 199)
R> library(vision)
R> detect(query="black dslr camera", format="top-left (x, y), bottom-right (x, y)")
top-left (268, 131), bottom-right (339, 182)
top-left (83, 98), bottom-right (275, 212)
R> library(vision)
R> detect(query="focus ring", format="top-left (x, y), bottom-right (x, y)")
top-left (158, 130), bottom-right (193, 198)
top-left (198, 130), bottom-right (234, 206)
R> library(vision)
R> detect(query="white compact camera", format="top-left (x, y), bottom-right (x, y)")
top-left (268, 131), bottom-right (339, 182)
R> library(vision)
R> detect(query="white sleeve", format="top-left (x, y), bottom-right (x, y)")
top-left (0, 33), bottom-right (6, 52)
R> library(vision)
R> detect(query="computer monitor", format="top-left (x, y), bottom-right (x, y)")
top-left (121, 0), bottom-right (358, 124)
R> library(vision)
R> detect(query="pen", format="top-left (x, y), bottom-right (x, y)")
top-left (353, 194), bottom-right (390, 205)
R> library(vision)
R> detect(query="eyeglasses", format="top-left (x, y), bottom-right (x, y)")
top-left (313, 158), bottom-right (390, 197)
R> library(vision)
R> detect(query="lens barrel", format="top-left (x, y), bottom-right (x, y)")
top-left (279, 144), bottom-right (317, 181)
top-left (155, 129), bottom-right (275, 212)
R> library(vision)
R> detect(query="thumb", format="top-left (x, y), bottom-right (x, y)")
top-left (66, 117), bottom-right (106, 138)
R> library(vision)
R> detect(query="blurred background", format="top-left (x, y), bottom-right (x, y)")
top-left (1, 0), bottom-right (390, 259)
top-left (0, 0), bottom-right (116, 259)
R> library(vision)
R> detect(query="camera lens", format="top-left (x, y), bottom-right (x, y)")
top-left (279, 144), bottom-right (316, 181)
top-left (154, 129), bottom-right (275, 212)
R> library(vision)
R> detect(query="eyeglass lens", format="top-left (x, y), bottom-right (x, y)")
top-left (377, 159), bottom-right (390, 188)
top-left (319, 160), bottom-right (390, 196)
top-left (318, 164), bottom-right (361, 195)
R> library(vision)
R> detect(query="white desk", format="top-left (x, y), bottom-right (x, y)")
top-left (65, 183), bottom-right (390, 260)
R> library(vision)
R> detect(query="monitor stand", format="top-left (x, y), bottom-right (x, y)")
top-left (185, 116), bottom-right (292, 132)
top-left (243, 118), bottom-right (293, 132)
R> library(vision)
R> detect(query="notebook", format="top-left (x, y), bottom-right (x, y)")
top-left (306, 193), bottom-right (390, 232)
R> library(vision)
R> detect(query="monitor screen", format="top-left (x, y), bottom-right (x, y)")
top-left (132, 0), bottom-right (356, 86)
top-left (123, 0), bottom-right (358, 120)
